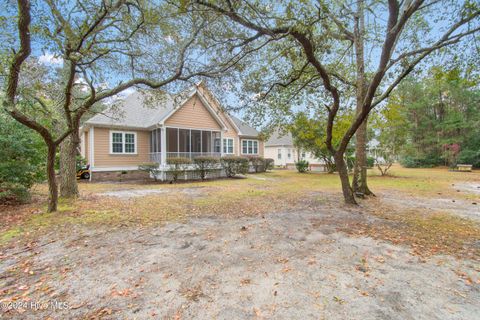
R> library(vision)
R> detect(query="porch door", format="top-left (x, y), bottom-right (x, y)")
top-left (202, 131), bottom-right (212, 154)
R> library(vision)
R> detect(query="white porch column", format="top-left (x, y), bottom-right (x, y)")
top-left (160, 126), bottom-right (167, 181)
top-left (160, 126), bottom-right (167, 166)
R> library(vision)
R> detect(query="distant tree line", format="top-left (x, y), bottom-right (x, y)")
top-left (375, 67), bottom-right (480, 168)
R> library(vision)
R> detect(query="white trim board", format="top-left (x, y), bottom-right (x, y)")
top-left (92, 166), bottom-right (140, 172)
top-left (80, 131), bottom-right (86, 158)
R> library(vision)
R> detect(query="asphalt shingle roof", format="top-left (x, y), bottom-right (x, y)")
top-left (86, 91), bottom-right (174, 128)
top-left (86, 87), bottom-right (260, 138)
top-left (230, 116), bottom-right (259, 137)
top-left (265, 129), bottom-right (294, 147)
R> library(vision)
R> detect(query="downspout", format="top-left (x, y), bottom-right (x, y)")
top-left (89, 126), bottom-right (94, 181)
top-left (160, 124), bottom-right (167, 181)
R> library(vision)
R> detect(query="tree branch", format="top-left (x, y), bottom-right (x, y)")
top-left (4, 0), bottom-right (31, 107)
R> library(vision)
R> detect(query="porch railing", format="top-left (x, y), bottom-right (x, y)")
top-left (149, 152), bottom-right (162, 163)
top-left (167, 152), bottom-right (221, 160)
top-left (149, 152), bottom-right (222, 163)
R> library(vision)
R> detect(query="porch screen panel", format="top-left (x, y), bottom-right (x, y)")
top-left (191, 130), bottom-right (201, 153)
top-left (213, 132), bottom-right (221, 153)
top-left (178, 129), bottom-right (189, 153)
top-left (150, 129), bottom-right (161, 153)
top-left (167, 128), bottom-right (178, 152)
top-left (202, 131), bottom-right (212, 153)
top-left (150, 131), bottom-right (154, 153)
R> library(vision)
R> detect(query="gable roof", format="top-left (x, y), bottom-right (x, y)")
top-left (166, 86), bottom-right (228, 130)
top-left (265, 129), bottom-right (294, 147)
top-left (85, 85), bottom-right (260, 137)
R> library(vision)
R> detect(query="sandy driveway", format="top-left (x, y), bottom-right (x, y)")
top-left (1, 208), bottom-right (478, 319)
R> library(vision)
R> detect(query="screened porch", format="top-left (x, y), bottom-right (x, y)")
top-left (149, 127), bottom-right (222, 164)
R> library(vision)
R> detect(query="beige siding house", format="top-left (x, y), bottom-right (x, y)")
top-left (265, 130), bottom-right (325, 171)
top-left (81, 82), bottom-right (263, 180)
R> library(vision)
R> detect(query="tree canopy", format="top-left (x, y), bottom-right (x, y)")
top-left (193, 0), bottom-right (479, 203)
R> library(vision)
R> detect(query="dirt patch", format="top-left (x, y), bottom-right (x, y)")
top-left (99, 186), bottom-right (206, 199)
top-left (1, 209), bottom-right (478, 319)
top-left (380, 191), bottom-right (480, 223)
top-left (248, 175), bottom-right (277, 181)
top-left (455, 182), bottom-right (480, 195)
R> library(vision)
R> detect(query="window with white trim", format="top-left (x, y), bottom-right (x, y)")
top-left (223, 138), bottom-right (234, 154)
top-left (241, 139), bottom-right (258, 155)
top-left (287, 149), bottom-right (291, 159)
top-left (111, 131), bottom-right (136, 154)
top-left (277, 149), bottom-right (282, 159)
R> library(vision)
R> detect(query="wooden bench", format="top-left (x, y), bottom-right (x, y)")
top-left (454, 164), bottom-right (473, 172)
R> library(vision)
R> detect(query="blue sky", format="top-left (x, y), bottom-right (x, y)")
top-left (2, 0), bottom-right (478, 130)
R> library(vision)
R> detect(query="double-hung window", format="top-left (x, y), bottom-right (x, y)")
top-left (223, 138), bottom-right (234, 154)
top-left (111, 131), bottom-right (136, 154)
top-left (241, 139), bottom-right (258, 155)
top-left (277, 149), bottom-right (282, 159)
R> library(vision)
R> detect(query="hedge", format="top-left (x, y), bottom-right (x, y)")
top-left (193, 156), bottom-right (220, 180)
top-left (138, 162), bottom-right (161, 181)
top-left (246, 155), bottom-right (266, 173)
top-left (221, 156), bottom-right (249, 177)
top-left (295, 159), bottom-right (309, 173)
top-left (265, 158), bottom-right (274, 171)
top-left (167, 157), bottom-right (192, 182)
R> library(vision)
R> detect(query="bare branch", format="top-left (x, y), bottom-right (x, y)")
top-left (4, 0), bottom-right (31, 107)
top-left (261, 61), bottom-right (310, 98)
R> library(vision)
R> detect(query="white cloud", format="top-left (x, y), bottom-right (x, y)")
top-left (38, 53), bottom-right (63, 66)
top-left (74, 77), bottom-right (87, 85)
top-left (117, 87), bottom-right (136, 97)
top-left (73, 77), bottom-right (90, 92)
top-left (103, 87), bottom-right (137, 105)
top-left (164, 35), bottom-right (175, 44)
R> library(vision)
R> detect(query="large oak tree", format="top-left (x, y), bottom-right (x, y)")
top-left (194, 0), bottom-right (480, 204)
top-left (2, 0), bottom-right (241, 212)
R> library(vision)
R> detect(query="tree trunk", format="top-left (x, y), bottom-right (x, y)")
top-left (352, 118), bottom-right (374, 194)
top-left (352, 0), bottom-right (373, 196)
top-left (59, 131), bottom-right (80, 198)
top-left (334, 153), bottom-right (357, 205)
top-left (323, 156), bottom-right (335, 173)
top-left (46, 143), bottom-right (58, 213)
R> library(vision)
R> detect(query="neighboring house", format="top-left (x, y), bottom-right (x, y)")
top-left (80, 82), bottom-right (263, 180)
top-left (264, 130), bottom-right (325, 171)
top-left (367, 138), bottom-right (386, 163)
